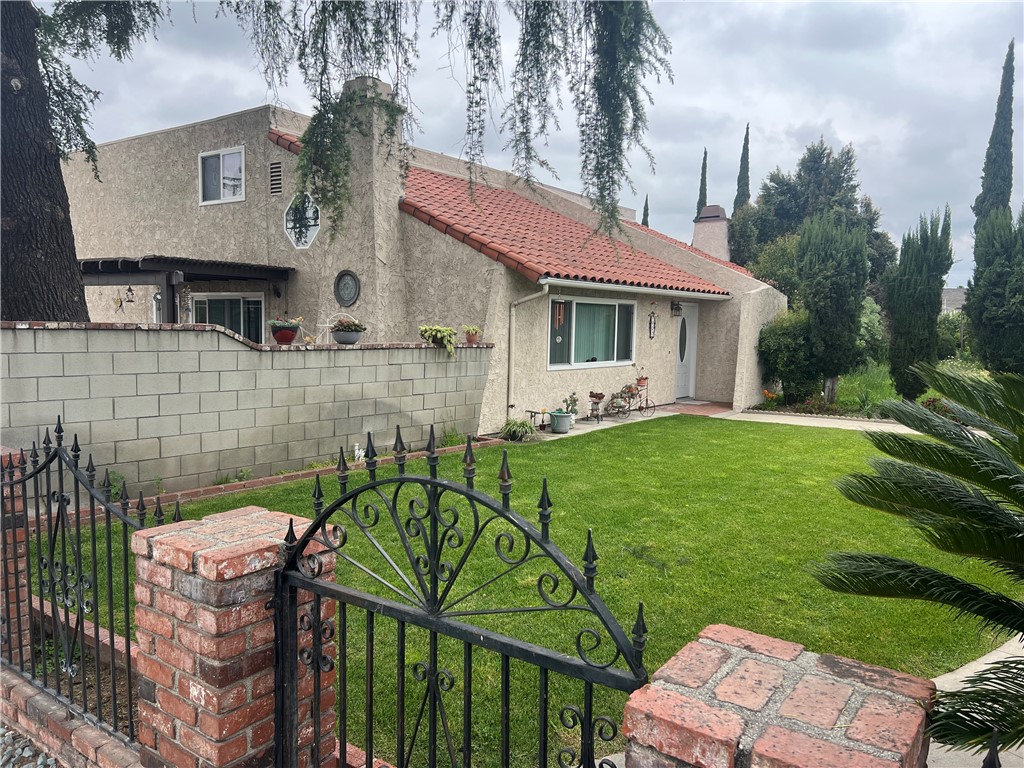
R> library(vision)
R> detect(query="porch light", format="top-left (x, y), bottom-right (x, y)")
top-left (670, 301), bottom-right (683, 317)
top-left (125, 285), bottom-right (135, 303)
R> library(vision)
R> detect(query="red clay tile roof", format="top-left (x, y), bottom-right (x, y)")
top-left (267, 129), bottom-right (730, 295)
top-left (623, 220), bottom-right (754, 277)
top-left (269, 129), bottom-right (303, 155)
top-left (402, 167), bottom-right (729, 296)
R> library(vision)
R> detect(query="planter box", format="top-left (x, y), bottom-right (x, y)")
top-left (550, 412), bottom-right (572, 434)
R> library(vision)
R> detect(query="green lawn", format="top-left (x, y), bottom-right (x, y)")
top-left (176, 415), bottom-right (1010, 765)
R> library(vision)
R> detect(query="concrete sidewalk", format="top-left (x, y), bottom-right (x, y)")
top-left (713, 409), bottom-right (918, 433)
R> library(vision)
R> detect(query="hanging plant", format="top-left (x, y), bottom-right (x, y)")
top-left (419, 325), bottom-right (458, 358)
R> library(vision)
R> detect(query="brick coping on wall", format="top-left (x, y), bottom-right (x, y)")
top-left (0, 321), bottom-right (495, 353)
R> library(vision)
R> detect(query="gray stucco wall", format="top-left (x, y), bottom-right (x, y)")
top-left (63, 105), bottom-right (413, 346)
top-left (0, 325), bottom-right (490, 495)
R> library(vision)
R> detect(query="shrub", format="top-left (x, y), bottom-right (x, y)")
top-left (757, 310), bottom-right (819, 404)
top-left (330, 318), bottom-right (366, 332)
top-left (498, 418), bottom-right (536, 442)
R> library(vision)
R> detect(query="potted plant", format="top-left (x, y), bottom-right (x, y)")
top-left (331, 317), bottom-right (366, 344)
top-left (562, 392), bottom-right (579, 428)
top-left (419, 325), bottom-right (458, 358)
top-left (269, 315), bottom-right (303, 344)
top-left (633, 365), bottom-right (648, 387)
top-left (498, 418), bottom-right (536, 442)
top-left (463, 325), bottom-right (481, 344)
top-left (550, 408), bottom-right (572, 434)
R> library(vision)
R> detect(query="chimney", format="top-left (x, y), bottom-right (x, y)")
top-left (691, 204), bottom-right (731, 262)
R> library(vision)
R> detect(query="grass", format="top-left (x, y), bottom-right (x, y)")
top-left (40, 414), bottom-right (1012, 764)
top-left (835, 361), bottom-right (898, 414)
top-left (173, 415), bottom-right (1011, 765)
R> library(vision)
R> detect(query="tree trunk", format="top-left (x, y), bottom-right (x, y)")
top-left (823, 375), bottom-right (839, 404)
top-left (1, 1), bottom-right (89, 321)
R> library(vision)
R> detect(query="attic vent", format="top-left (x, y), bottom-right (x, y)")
top-left (269, 162), bottom-right (283, 195)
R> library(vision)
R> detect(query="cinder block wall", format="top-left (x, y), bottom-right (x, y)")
top-left (0, 323), bottom-right (491, 494)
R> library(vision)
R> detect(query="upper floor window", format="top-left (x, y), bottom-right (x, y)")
top-left (200, 147), bottom-right (245, 204)
top-left (549, 297), bottom-right (635, 368)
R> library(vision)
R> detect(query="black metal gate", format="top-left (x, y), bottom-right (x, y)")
top-left (0, 417), bottom-right (174, 739)
top-left (273, 428), bottom-right (648, 768)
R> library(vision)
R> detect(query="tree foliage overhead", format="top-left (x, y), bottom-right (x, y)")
top-left (972, 40), bottom-right (1015, 229)
top-left (797, 211), bottom-right (868, 398)
top-left (695, 146), bottom-right (707, 219)
top-left (814, 363), bottom-right (1024, 753)
top-left (965, 207), bottom-right (1024, 374)
top-left (2, 0), bottom-right (673, 321)
top-left (883, 206), bottom-right (954, 400)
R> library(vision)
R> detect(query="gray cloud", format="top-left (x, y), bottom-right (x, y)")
top-left (65, 0), bottom-right (1024, 289)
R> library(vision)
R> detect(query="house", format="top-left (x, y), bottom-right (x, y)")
top-left (62, 77), bottom-right (786, 434)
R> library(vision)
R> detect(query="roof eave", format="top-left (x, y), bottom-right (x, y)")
top-left (537, 277), bottom-right (730, 301)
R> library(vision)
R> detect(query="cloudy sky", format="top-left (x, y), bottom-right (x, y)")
top-left (66, 1), bottom-right (1023, 288)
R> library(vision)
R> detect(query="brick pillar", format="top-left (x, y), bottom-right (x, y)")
top-left (1, 507), bottom-right (31, 667)
top-left (623, 624), bottom-right (935, 768)
top-left (131, 505), bottom-right (337, 768)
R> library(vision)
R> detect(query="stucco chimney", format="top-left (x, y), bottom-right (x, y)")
top-left (691, 204), bottom-right (731, 262)
top-left (336, 76), bottom-right (406, 338)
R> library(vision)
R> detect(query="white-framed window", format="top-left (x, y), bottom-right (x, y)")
top-left (199, 147), bottom-right (245, 205)
top-left (548, 297), bottom-right (635, 369)
top-left (192, 293), bottom-right (264, 343)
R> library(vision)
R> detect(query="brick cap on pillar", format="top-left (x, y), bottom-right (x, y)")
top-left (624, 624), bottom-right (936, 768)
top-left (131, 505), bottom-right (325, 580)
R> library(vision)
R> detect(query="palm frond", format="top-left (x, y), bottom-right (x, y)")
top-left (929, 657), bottom-right (1024, 751)
top-left (863, 432), bottom-right (1024, 509)
top-left (812, 554), bottom-right (1024, 636)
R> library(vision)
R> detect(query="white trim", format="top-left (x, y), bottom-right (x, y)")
top-left (537, 277), bottom-right (730, 301)
top-left (198, 146), bottom-right (246, 206)
top-left (546, 296), bottom-right (636, 371)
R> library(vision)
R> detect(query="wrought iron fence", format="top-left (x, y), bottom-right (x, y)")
top-left (0, 417), bottom-right (175, 740)
top-left (273, 426), bottom-right (648, 768)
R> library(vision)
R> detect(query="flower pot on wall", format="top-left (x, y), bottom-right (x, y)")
top-left (550, 412), bottom-right (572, 434)
top-left (465, 332), bottom-right (479, 345)
top-left (332, 330), bottom-right (363, 345)
top-left (272, 326), bottom-right (299, 344)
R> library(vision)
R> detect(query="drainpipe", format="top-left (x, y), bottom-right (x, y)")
top-left (507, 284), bottom-right (549, 414)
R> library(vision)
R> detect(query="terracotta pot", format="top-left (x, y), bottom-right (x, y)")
top-left (272, 326), bottom-right (299, 344)
top-left (465, 332), bottom-right (479, 345)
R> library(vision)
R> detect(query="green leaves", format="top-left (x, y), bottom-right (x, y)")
top-left (815, 363), bottom-right (1024, 752)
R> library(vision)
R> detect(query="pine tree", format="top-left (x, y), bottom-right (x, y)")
top-left (695, 147), bottom-right (707, 219)
top-left (641, 194), bottom-right (650, 227)
top-left (883, 207), bottom-right (954, 399)
top-left (972, 40), bottom-right (1015, 229)
top-left (797, 212), bottom-right (868, 402)
top-left (733, 123), bottom-right (750, 214)
top-left (965, 207), bottom-right (1024, 374)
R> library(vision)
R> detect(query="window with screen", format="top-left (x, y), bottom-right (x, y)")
top-left (192, 294), bottom-right (263, 343)
top-left (199, 147), bottom-right (245, 204)
top-left (548, 298), bottom-right (634, 367)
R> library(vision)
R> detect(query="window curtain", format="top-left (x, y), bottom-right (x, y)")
top-left (574, 304), bottom-right (616, 362)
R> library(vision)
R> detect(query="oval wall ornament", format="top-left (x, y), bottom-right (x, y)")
top-left (334, 270), bottom-right (360, 307)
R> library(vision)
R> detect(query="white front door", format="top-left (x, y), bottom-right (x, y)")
top-left (675, 305), bottom-right (698, 399)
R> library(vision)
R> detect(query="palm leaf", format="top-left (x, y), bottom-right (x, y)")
top-left (812, 554), bottom-right (1024, 636)
top-left (929, 657), bottom-right (1024, 751)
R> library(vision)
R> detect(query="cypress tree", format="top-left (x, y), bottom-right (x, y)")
top-left (965, 207), bottom-right (1024, 374)
top-left (797, 212), bottom-right (868, 402)
top-left (884, 207), bottom-right (954, 399)
top-left (733, 123), bottom-right (750, 214)
top-left (695, 147), bottom-right (707, 219)
top-left (641, 194), bottom-right (650, 227)
top-left (972, 40), bottom-right (1014, 229)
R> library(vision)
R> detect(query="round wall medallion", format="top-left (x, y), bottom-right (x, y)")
top-left (334, 270), bottom-right (360, 307)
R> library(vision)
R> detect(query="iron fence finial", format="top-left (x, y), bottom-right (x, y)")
top-left (462, 437), bottom-right (476, 489)
top-left (136, 493), bottom-right (147, 527)
top-left (29, 442), bottom-right (38, 469)
top-left (70, 434), bottom-right (80, 466)
top-left (172, 501), bottom-right (183, 523)
top-left (154, 498), bottom-right (165, 526)
top-left (54, 416), bottom-right (64, 447)
top-left (426, 426), bottom-right (439, 479)
top-left (42, 428), bottom-right (52, 456)
top-left (336, 449), bottom-right (349, 495)
top-left (365, 432), bottom-right (378, 480)
top-left (394, 426), bottom-right (407, 474)
top-left (498, 450), bottom-right (512, 507)
top-left (313, 475), bottom-right (324, 517)
top-left (538, 478), bottom-right (552, 541)
top-left (583, 529), bottom-right (598, 592)
top-left (631, 602), bottom-right (647, 659)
